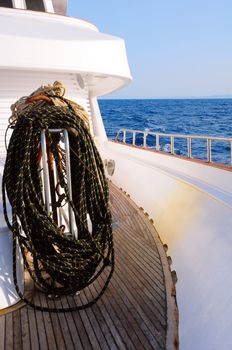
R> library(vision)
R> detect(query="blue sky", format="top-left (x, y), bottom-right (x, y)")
top-left (68, 1), bottom-right (232, 99)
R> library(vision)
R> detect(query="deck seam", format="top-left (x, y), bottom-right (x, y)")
top-left (0, 316), bottom-right (5, 350)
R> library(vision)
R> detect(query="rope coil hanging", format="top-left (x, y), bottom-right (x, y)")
top-left (2, 82), bottom-right (114, 312)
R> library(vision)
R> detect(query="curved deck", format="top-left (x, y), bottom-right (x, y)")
top-left (0, 182), bottom-right (178, 350)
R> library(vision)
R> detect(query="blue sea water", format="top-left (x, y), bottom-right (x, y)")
top-left (99, 99), bottom-right (232, 165)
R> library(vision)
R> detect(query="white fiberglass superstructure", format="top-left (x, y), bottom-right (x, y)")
top-left (0, 2), bottom-right (232, 350)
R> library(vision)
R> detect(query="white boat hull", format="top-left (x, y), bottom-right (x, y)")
top-left (101, 140), bottom-right (232, 350)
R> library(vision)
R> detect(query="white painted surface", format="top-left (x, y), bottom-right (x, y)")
top-left (0, 8), bottom-right (132, 97)
top-left (90, 97), bottom-right (108, 143)
top-left (101, 140), bottom-right (232, 350)
top-left (0, 229), bottom-right (24, 309)
top-left (0, 70), bottom-right (91, 161)
top-left (0, 170), bottom-right (24, 309)
top-left (51, 0), bottom-right (67, 15)
top-left (44, 0), bottom-right (55, 13)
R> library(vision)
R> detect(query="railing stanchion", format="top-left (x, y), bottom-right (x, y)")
top-left (123, 130), bottom-right (126, 143)
top-left (171, 136), bottom-right (174, 154)
top-left (132, 132), bottom-right (136, 146)
top-left (156, 134), bottom-right (160, 151)
top-left (41, 130), bottom-right (52, 214)
top-left (207, 138), bottom-right (212, 163)
top-left (230, 141), bottom-right (232, 166)
top-left (63, 130), bottom-right (77, 239)
top-left (115, 131), bottom-right (120, 141)
top-left (187, 137), bottom-right (192, 158)
top-left (143, 133), bottom-right (147, 148)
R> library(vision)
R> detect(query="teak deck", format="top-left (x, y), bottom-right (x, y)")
top-left (0, 182), bottom-right (178, 350)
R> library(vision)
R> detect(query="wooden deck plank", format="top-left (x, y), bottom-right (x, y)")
top-left (97, 273), bottom-right (151, 350)
top-left (60, 296), bottom-right (83, 349)
top-left (115, 231), bottom-right (166, 303)
top-left (0, 182), bottom-right (177, 350)
top-left (88, 282), bottom-right (127, 350)
top-left (117, 218), bottom-right (165, 274)
top-left (110, 186), bottom-right (159, 248)
top-left (80, 289), bottom-right (110, 350)
top-left (38, 292), bottom-right (58, 350)
top-left (117, 220), bottom-right (165, 281)
top-left (118, 237), bottom-right (166, 315)
top-left (0, 316), bottom-right (5, 350)
top-left (46, 298), bottom-right (67, 350)
top-left (5, 312), bottom-right (13, 350)
top-left (112, 267), bottom-right (165, 350)
top-left (27, 307), bottom-right (40, 350)
top-left (114, 249), bottom-right (166, 344)
top-left (82, 288), bottom-right (119, 350)
top-left (115, 242), bottom-right (166, 323)
top-left (93, 279), bottom-right (139, 350)
top-left (13, 310), bottom-right (23, 350)
top-left (34, 303), bottom-right (49, 350)
top-left (66, 295), bottom-right (93, 350)
top-left (89, 281), bottom-right (131, 349)
top-left (115, 217), bottom-right (165, 282)
top-left (124, 213), bottom-right (154, 246)
top-left (77, 296), bottom-right (102, 350)
top-left (114, 242), bottom-right (166, 331)
top-left (109, 269), bottom-right (164, 350)
top-left (114, 228), bottom-right (165, 307)
top-left (53, 298), bottom-right (75, 350)
top-left (20, 307), bottom-right (31, 350)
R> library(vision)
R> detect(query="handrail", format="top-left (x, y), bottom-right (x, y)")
top-left (115, 128), bottom-right (232, 166)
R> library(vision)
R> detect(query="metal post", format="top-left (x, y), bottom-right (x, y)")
top-left (53, 157), bottom-right (61, 227)
top-left (207, 139), bottom-right (212, 162)
top-left (63, 130), bottom-right (78, 239)
top-left (115, 131), bottom-right (120, 141)
top-left (231, 141), bottom-right (232, 167)
top-left (187, 137), bottom-right (192, 158)
top-left (156, 134), bottom-right (160, 151)
top-left (41, 129), bottom-right (77, 239)
top-left (123, 130), bottom-right (126, 143)
top-left (143, 133), bottom-right (147, 148)
top-left (40, 130), bottom-right (52, 214)
top-left (132, 132), bottom-right (136, 146)
top-left (171, 136), bottom-right (174, 154)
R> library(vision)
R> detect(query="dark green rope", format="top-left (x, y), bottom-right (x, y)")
top-left (2, 96), bottom-right (114, 312)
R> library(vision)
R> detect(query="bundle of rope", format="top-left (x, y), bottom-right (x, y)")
top-left (2, 82), bottom-right (114, 312)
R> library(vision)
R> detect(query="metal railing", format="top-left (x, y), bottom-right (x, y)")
top-left (115, 128), bottom-right (232, 166)
top-left (40, 129), bottom-right (77, 239)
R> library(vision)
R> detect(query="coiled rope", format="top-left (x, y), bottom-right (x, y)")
top-left (2, 83), bottom-right (114, 312)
